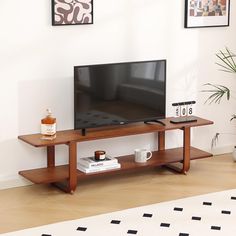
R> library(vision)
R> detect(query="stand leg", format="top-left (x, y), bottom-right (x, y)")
top-left (158, 131), bottom-right (165, 151)
top-left (182, 127), bottom-right (191, 174)
top-left (164, 127), bottom-right (191, 174)
top-left (52, 142), bottom-right (78, 194)
top-left (68, 141), bottom-right (77, 193)
top-left (47, 146), bottom-right (55, 167)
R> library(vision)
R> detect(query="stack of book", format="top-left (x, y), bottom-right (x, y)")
top-left (77, 156), bottom-right (120, 173)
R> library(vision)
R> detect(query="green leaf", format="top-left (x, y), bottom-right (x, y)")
top-left (202, 83), bottom-right (230, 104)
top-left (216, 47), bottom-right (236, 73)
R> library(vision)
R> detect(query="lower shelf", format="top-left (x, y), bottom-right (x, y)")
top-left (19, 147), bottom-right (212, 184)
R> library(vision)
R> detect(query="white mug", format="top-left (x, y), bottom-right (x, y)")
top-left (134, 149), bottom-right (152, 163)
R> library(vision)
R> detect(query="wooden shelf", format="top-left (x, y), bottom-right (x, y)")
top-left (18, 117), bottom-right (213, 147)
top-left (19, 165), bottom-right (69, 184)
top-left (19, 147), bottom-right (212, 184)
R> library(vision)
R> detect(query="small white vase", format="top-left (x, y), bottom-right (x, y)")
top-left (233, 146), bottom-right (236, 162)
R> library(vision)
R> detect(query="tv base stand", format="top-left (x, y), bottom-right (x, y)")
top-left (18, 117), bottom-right (213, 194)
top-left (81, 128), bottom-right (86, 136)
top-left (144, 119), bottom-right (166, 126)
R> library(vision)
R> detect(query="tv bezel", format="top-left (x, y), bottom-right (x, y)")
top-left (74, 59), bottom-right (167, 131)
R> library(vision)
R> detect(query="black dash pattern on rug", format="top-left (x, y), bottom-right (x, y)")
top-left (192, 216), bottom-right (201, 221)
top-left (143, 213), bottom-right (153, 218)
top-left (211, 226), bottom-right (221, 230)
top-left (127, 230), bottom-right (138, 234)
top-left (77, 226), bottom-right (87, 231)
top-left (221, 210), bottom-right (231, 214)
top-left (179, 233), bottom-right (189, 236)
top-left (203, 201), bottom-right (212, 206)
top-left (111, 220), bottom-right (121, 224)
top-left (160, 223), bottom-right (170, 227)
top-left (41, 234), bottom-right (52, 236)
top-left (231, 196), bottom-right (236, 200)
top-left (174, 207), bottom-right (183, 211)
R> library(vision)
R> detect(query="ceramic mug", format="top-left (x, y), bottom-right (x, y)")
top-left (134, 149), bottom-right (152, 163)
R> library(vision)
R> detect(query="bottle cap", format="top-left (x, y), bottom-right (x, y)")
top-left (46, 108), bottom-right (52, 115)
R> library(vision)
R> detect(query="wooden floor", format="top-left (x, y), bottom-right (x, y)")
top-left (0, 154), bottom-right (235, 234)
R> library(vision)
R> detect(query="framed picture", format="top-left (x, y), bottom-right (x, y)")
top-left (52, 0), bottom-right (93, 26)
top-left (184, 0), bottom-right (230, 28)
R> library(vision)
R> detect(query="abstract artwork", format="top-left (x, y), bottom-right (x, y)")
top-left (185, 0), bottom-right (230, 28)
top-left (52, 0), bottom-right (93, 26)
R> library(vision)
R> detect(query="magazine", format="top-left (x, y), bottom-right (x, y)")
top-left (77, 163), bottom-right (121, 174)
top-left (77, 155), bottom-right (118, 168)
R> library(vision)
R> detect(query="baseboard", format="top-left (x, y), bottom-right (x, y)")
top-left (211, 145), bottom-right (234, 156)
top-left (0, 175), bottom-right (33, 190)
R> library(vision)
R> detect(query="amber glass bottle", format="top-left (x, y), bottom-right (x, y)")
top-left (41, 109), bottom-right (56, 140)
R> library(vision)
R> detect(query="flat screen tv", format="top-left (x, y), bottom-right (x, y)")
top-left (74, 59), bottom-right (166, 133)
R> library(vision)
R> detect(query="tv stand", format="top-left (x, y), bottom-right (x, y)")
top-left (144, 119), bottom-right (166, 126)
top-left (18, 117), bottom-right (213, 194)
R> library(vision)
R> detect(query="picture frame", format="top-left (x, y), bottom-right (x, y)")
top-left (51, 0), bottom-right (93, 26)
top-left (184, 0), bottom-right (230, 28)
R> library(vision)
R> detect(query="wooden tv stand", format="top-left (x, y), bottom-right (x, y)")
top-left (18, 117), bottom-right (213, 194)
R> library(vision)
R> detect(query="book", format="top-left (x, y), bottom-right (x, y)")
top-left (77, 155), bottom-right (118, 168)
top-left (77, 163), bottom-right (121, 174)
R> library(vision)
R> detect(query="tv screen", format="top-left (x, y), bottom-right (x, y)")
top-left (74, 60), bottom-right (166, 131)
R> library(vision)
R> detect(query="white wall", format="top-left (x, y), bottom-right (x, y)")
top-left (0, 0), bottom-right (236, 189)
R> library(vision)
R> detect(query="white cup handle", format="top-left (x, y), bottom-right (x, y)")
top-left (146, 151), bottom-right (152, 160)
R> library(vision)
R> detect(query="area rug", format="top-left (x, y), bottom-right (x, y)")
top-left (2, 189), bottom-right (236, 236)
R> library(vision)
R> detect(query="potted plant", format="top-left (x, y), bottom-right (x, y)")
top-left (202, 47), bottom-right (236, 148)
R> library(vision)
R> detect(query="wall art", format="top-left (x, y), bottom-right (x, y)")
top-left (185, 0), bottom-right (230, 28)
top-left (52, 0), bottom-right (93, 26)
